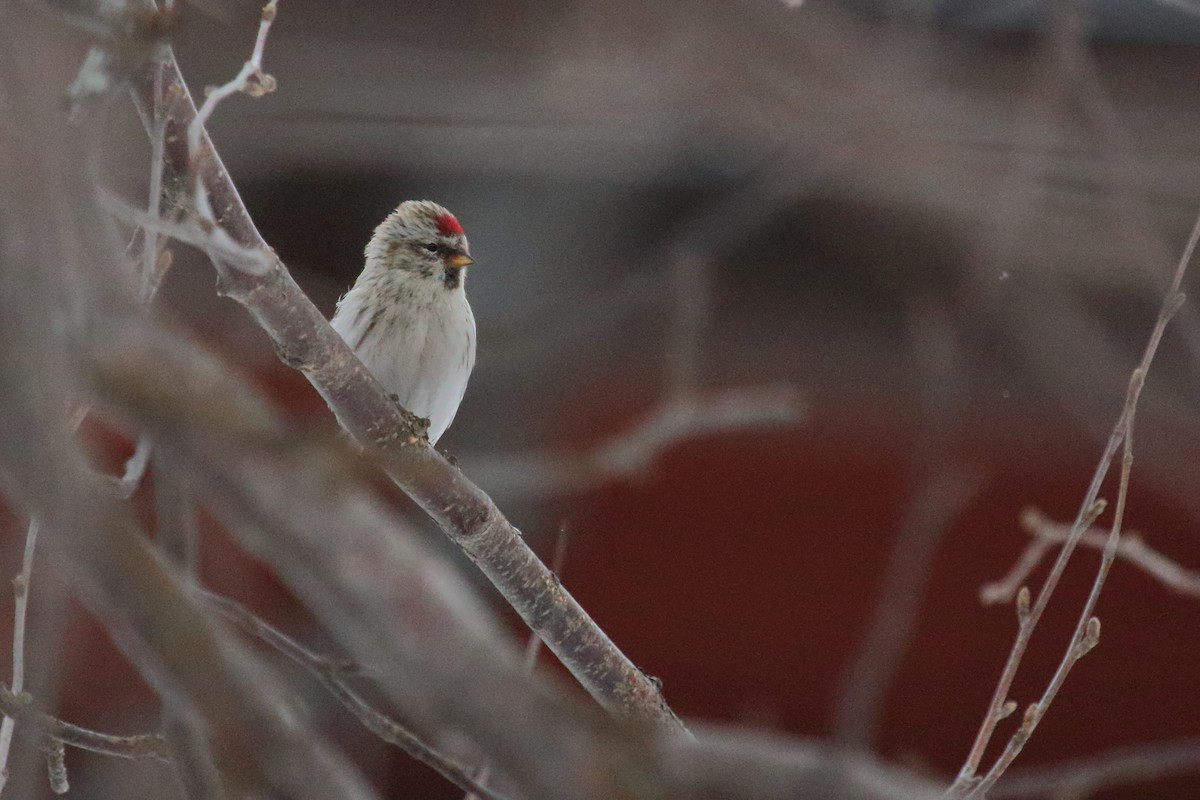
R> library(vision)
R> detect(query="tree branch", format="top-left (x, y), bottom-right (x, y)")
top-left (0, 684), bottom-right (169, 763)
top-left (87, 320), bottom-right (941, 800)
top-left (125, 25), bottom-right (683, 730)
top-left (983, 508), bottom-right (1200, 604)
top-left (993, 738), bottom-right (1200, 798)
top-left (199, 590), bottom-right (511, 800)
top-left (464, 387), bottom-right (802, 498)
top-left (0, 519), bottom-right (41, 795)
top-left (0, 16), bottom-right (379, 795)
top-left (952, 206), bottom-right (1197, 797)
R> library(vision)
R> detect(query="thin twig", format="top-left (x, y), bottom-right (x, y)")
top-left (0, 685), bottom-right (169, 762)
top-left (198, 591), bottom-right (510, 800)
top-left (187, 0), bottom-right (278, 225)
top-left (465, 386), bottom-right (803, 498)
top-left (186, 0), bottom-right (277, 159)
top-left (116, 435), bottom-right (154, 499)
top-left (665, 252), bottom-right (708, 400)
top-left (140, 53), bottom-right (168, 303)
top-left (0, 518), bottom-right (39, 797)
top-left (97, 188), bottom-right (271, 273)
top-left (983, 508), bottom-right (1200, 603)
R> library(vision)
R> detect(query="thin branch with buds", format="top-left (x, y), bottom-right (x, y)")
top-left (0, 684), bottom-right (169, 763)
top-left (187, 0), bottom-right (277, 225)
top-left (982, 508), bottom-right (1200, 604)
top-left (186, 1), bottom-right (278, 159)
top-left (950, 209), bottom-right (1199, 796)
top-left (0, 518), bottom-right (40, 797)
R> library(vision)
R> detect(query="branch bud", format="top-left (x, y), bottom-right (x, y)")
top-left (1076, 616), bottom-right (1101, 658)
top-left (45, 740), bottom-right (68, 794)
top-left (1016, 586), bottom-right (1031, 624)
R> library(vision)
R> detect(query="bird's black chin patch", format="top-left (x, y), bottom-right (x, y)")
top-left (442, 267), bottom-right (462, 290)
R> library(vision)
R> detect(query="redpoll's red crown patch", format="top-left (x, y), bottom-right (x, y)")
top-left (436, 212), bottom-right (464, 237)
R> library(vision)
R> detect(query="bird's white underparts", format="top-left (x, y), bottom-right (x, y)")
top-left (331, 200), bottom-right (476, 444)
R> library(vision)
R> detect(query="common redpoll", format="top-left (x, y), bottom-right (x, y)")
top-left (331, 200), bottom-right (476, 444)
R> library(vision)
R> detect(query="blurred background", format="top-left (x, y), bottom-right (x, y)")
top-left (10, 0), bottom-right (1200, 796)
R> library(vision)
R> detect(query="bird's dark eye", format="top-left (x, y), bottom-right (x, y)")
top-left (424, 243), bottom-right (441, 253)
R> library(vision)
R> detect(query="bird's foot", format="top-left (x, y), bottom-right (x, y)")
top-left (397, 407), bottom-right (430, 444)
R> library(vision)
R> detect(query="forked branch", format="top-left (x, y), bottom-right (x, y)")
top-left (123, 4), bottom-right (682, 730)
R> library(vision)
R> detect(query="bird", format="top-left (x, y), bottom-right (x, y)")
top-left (330, 200), bottom-right (476, 445)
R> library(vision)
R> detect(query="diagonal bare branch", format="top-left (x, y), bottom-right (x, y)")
top-left (125, 25), bottom-right (683, 730)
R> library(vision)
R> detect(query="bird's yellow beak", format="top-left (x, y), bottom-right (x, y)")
top-left (446, 252), bottom-right (474, 268)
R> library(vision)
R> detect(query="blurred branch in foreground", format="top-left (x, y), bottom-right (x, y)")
top-left (994, 738), bottom-right (1200, 799)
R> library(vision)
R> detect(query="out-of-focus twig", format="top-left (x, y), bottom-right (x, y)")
top-left (465, 386), bottom-right (802, 498)
top-left (140, 40), bottom-right (171, 303)
top-left (199, 591), bottom-right (510, 800)
top-left (0, 518), bottom-right (40, 797)
top-left (186, 0), bottom-right (277, 159)
top-left (993, 737), bottom-right (1200, 798)
top-left (154, 465), bottom-right (225, 800)
top-left (982, 508), bottom-right (1200, 603)
top-left (834, 467), bottom-right (981, 748)
top-left (0, 10), bottom-right (379, 794)
top-left (116, 436), bottom-right (154, 499)
top-left (661, 724), bottom-right (942, 800)
top-left (0, 684), bottom-right (169, 762)
top-left (835, 298), bottom-right (978, 750)
top-left (98, 189), bottom-right (270, 273)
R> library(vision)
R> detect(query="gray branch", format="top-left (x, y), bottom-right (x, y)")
top-left (87, 318), bottom-right (942, 800)
top-left (126, 31), bottom-right (682, 729)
